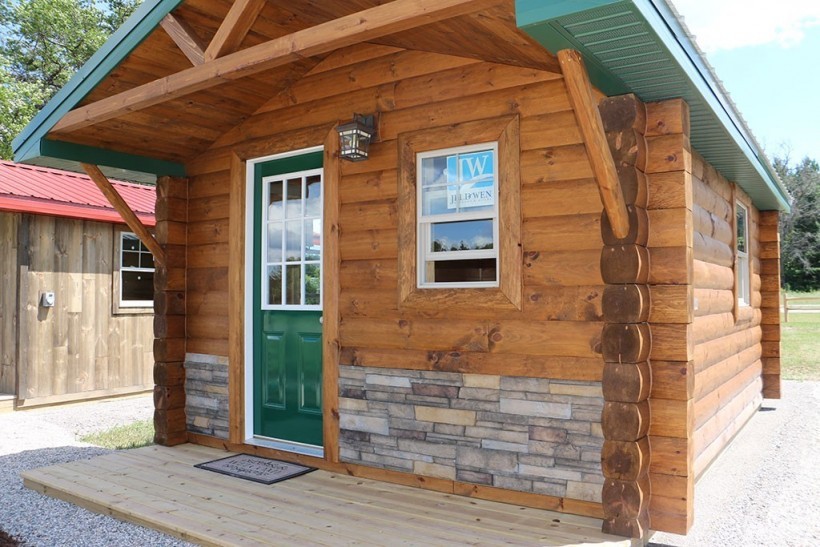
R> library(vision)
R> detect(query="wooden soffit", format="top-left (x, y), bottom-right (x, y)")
top-left (40, 0), bottom-right (559, 168)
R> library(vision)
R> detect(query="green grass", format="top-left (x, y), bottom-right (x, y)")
top-left (781, 307), bottom-right (820, 381)
top-left (80, 419), bottom-right (155, 450)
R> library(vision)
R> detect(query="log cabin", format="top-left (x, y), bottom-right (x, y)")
top-left (12, 0), bottom-right (789, 539)
top-left (0, 160), bottom-right (155, 408)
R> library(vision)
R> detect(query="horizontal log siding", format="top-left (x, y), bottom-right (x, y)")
top-left (11, 213), bottom-right (153, 404)
top-left (690, 152), bottom-right (764, 478)
top-left (185, 47), bottom-right (605, 383)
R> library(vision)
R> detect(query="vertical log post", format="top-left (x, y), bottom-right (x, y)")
top-left (759, 211), bottom-right (781, 398)
top-left (153, 175), bottom-right (188, 446)
top-left (598, 94), bottom-right (652, 538)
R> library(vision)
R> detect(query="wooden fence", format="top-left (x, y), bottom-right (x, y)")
top-left (783, 293), bottom-right (820, 322)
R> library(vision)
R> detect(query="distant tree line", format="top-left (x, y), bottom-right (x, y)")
top-left (776, 157), bottom-right (820, 291)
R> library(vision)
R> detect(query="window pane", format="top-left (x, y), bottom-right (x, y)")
top-left (122, 234), bottom-right (140, 252)
top-left (305, 263), bottom-right (321, 305)
top-left (122, 251), bottom-right (141, 268)
top-left (122, 271), bottom-right (154, 302)
top-left (285, 264), bottom-right (301, 305)
top-left (268, 265), bottom-right (282, 305)
top-left (285, 178), bottom-right (302, 219)
top-left (736, 207), bottom-right (747, 253)
top-left (420, 156), bottom-right (449, 187)
top-left (431, 220), bottom-right (494, 252)
top-left (268, 180), bottom-right (284, 221)
top-left (285, 220), bottom-right (302, 262)
top-left (431, 259), bottom-right (496, 283)
top-left (304, 219), bottom-right (321, 261)
top-left (141, 252), bottom-right (154, 269)
top-left (267, 222), bottom-right (283, 262)
top-left (421, 185), bottom-right (449, 216)
top-left (305, 175), bottom-right (321, 217)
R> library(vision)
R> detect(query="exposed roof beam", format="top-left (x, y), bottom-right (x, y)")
top-left (204, 0), bottom-right (266, 62)
top-left (160, 12), bottom-right (206, 66)
top-left (558, 49), bottom-right (629, 239)
top-left (81, 163), bottom-right (167, 267)
top-left (52, 0), bottom-right (504, 134)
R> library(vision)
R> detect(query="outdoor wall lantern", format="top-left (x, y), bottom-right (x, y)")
top-left (336, 113), bottom-right (377, 161)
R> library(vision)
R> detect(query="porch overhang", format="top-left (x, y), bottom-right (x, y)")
top-left (515, 0), bottom-right (791, 212)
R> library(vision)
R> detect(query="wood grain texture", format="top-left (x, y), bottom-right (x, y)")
top-left (558, 50), bottom-right (629, 238)
top-left (160, 12), bottom-right (206, 66)
top-left (204, 0), bottom-right (266, 62)
top-left (227, 153), bottom-right (245, 444)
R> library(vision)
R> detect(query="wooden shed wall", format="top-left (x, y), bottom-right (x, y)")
top-left (0, 212), bottom-right (19, 394)
top-left (7, 212), bottom-right (154, 405)
top-left (184, 45), bottom-right (607, 381)
top-left (690, 152), bottom-right (764, 477)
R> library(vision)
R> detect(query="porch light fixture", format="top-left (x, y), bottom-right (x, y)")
top-left (336, 113), bottom-right (376, 161)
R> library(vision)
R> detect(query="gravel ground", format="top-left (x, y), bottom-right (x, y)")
top-left (1, 384), bottom-right (818, 546)
top-left (0, 395), bottom-right (192, 546)
top-left (651, 380), bottom-right (820, 546)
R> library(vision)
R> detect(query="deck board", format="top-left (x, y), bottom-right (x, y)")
top-left (22, 444), bottom-right (629, 546)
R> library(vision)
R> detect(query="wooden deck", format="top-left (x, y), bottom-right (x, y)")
top-left (22, 444), bottom-right (630, 546)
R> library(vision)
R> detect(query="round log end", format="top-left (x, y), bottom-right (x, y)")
top-left (601, 206), bottom-right (649, 246)
top-left (602, 361), bottom-right (651, 402)
top-left (602, 284), bottom-right (650, 324)
top-left (602, 400), bottom-right (650, 441)
top-left (601, 438), bottom-right (650, 481)
top-left (601, 323), bottom-right (651, 363)
top-left (601, 245), bottom-right (649, 284)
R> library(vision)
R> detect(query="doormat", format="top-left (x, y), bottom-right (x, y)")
top-left (195, 454), bottom-right (316, 485)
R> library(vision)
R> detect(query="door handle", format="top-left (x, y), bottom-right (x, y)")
top-left (319, 316), bottom-right (323, 324)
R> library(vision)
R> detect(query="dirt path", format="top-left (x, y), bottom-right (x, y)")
top-left (651, 380), bottom-right (820, 546)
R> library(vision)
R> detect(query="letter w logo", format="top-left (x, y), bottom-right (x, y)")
top-left (461, 154), bottom-right (490, 179)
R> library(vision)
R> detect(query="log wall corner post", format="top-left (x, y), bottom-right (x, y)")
top-left (153, 175), bottom-right (189, 446)
top-left (759, 210), bottom-right (781, 399)
top-left (598, 93), bottom-right (652, 539)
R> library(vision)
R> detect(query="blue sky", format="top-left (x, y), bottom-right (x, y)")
top-left (672, 1), bottom-right (820, 165)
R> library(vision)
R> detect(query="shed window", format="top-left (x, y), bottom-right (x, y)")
top-left (119, 232), bottom-right (155, 307)
top-left (736, 202), bottom-right (750, 306)
top-left (417, 144), bottom-right (499, 288)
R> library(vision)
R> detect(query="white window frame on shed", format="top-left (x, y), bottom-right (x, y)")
top-left (115, 230), bottom-right (155, 310)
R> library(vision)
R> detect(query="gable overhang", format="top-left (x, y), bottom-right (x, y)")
top-left (12, 0), bottom-right (185, 183)
top-left (516, 0), bottom-right (791, 212)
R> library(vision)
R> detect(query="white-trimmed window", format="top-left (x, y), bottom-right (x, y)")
top-left (417, 143), bottom-right (499, 288)
top-left (736, 202), bottom-right (750, 306)
top-left (119, 232), bottom-right (155, 307)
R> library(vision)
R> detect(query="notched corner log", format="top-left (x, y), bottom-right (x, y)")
top-left (601, 205), bottom-right (648, 246)
top-left (602, 400), bottom-right (650, 441)
top-left (602, 361), bottom-right (651, 402)
top-left (602, 284), bottom-right (650, 324)
top-left (601, 245), bottom-right (649, 285)
top-left (601, 437), bottom-right (650, 481)
top-left (601, 323), bottom-right (651, 363)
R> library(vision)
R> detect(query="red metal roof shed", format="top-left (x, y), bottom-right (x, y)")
top-left (0, 160), bottom-right (155, 226)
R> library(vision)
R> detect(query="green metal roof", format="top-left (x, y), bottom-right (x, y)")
top-left (11, 0), bottom-right (184, 183)
top-left (517, 0), bottom-right (791, 211)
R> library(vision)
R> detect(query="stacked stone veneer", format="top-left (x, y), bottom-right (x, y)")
top-left (184, 353), bottom-right (229, 439)
top-left (339, 366), bottom-right (605, 502)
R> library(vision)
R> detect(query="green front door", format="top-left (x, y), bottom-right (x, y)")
top-left (252, 151), bottom-right (323, 447)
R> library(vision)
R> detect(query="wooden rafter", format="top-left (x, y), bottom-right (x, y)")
top-left (160, 12), bottom-right (206, 66)
top-left (204, 0), bottom-right (267, 62)
top-left (557, 49), bottom-right (630, 239)
top-left (81, 163), bottom-right (166, 267)
top-left (52, 0), bottom-right (504, 134)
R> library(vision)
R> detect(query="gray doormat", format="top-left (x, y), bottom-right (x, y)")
top-left (195, 454), bottom-right (316, 485)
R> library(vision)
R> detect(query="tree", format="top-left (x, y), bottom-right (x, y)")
top-left (0, 0), bottom-right (141, 159)
top-left (775, 156), bottom-right (820, 291)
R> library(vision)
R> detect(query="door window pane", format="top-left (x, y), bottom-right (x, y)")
top-left (305, 264), bottom-right (321, 305)
top-left (268, 180), bottom-right (284, 220)
top-left (268, 265), bottom-right (282, 305)
top-left (304, 219), bottom-right (321, 261)
top-left (286, 264), bottom-right (301, 305)
top-left (285, 221), bottom-right (302, 262)
top-left (305, 175), bottom-right (322, 217)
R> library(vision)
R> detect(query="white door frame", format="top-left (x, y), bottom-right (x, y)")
top-left (243, 145), bottom-right (324, 457)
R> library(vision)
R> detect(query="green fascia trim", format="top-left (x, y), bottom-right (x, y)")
top-left (23, 139), bottom-right (185, 179)
top-left (12, 0), bottom-right (183, 175)
top-left (515, 0), bottom-right (791, 212)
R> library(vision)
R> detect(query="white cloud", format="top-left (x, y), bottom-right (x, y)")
top-left (671, 0), bottom-right (820, 52)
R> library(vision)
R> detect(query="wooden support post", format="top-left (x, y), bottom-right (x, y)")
top-left (160, 13), bottom-right (206, 66)
top-left (53, 0), bottom-right (510, 133)
top-left (758, 211), bottom-right (781, 399)
top-left (227, 153), bottom-right (246, 444)
top-left (558, 50), bottom-right (630, 239)
top-left (153, 175), bottom-right (188, 446)
top-left (81, 163), bottom-right (166, 267)
top-left (597, 94), bottom-right (651, 539)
